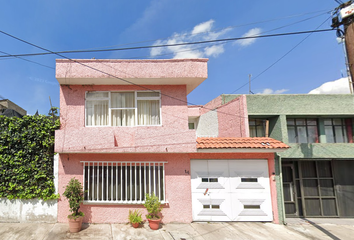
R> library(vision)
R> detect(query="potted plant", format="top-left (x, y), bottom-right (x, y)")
top-left (63, 178), bottom-right (85, 233)
top-left (144, 193), bottom-right (163, 230)
top-left (128, 209), bottom-right (143, 228)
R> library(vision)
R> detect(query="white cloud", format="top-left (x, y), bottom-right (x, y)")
top-left (192, 20), bottom-right (214, 35)
top-left (150, 19), bottom-right (231, 59)
top-left (308, 78), bottom-right (351, 94)
top-left (238, 28), bottom-right (262, 47)
top-left (204, 45), bottom-right (224, 57)
top-left (257, 88), bottom-right (289, 94)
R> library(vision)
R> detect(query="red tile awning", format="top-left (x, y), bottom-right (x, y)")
top-left (196, 137), bottom-right (289, 152)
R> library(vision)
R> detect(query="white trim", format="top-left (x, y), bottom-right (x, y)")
top-left (197, 148), bottom-right (288, 153)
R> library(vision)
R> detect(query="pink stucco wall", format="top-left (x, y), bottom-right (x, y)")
top-left (58, 153), bottom-right (192, 223)
top-left (56, 59), bottom-right (208, 80)
top-left (59, 152), bottom-right (279, 224)
top-left (217, 95), bottom-right (249, 137)
top-left (189, 152), bottom-right (279, 224)
top-left (55, 85), bottom-right (197, 153)
top-left (187, 105), bottom-right (201, 117)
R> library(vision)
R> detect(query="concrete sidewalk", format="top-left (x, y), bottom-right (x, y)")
top-left (0, 219), bottom-right (353, 240)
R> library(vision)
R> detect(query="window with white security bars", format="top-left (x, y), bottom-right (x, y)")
top-left (82, 161), bottom-right (167, 204)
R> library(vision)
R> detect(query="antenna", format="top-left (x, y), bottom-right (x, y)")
top-left (248, 74), bottom-right (254, 94)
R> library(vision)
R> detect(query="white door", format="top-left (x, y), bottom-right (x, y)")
top-left (191, 159), bottom-right (273, 221)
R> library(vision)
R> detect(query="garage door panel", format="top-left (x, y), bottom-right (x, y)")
top-left (191, 159), bottom-right (273, 222)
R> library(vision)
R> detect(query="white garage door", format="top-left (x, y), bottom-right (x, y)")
top-left (191, 159), bottom-right (273, 221)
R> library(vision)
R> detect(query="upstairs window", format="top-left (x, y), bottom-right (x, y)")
top-left (86, 91), bottom-right (161, 126)
top-left (287, 118), bottom-right (318, 143)
top-left (324, 119), bottom-right (348, 143)
top-left (249, 119), bottom-right (266, 137)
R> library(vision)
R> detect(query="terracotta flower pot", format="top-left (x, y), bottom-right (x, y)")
top-left (148, 218), bottom-right (161, 230)
top-left (68, 216), bottom-right (84, 233)
top-left (131, 222), bottom-right (140, 228)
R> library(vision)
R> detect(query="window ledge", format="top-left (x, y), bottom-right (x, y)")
top-left (83, 200), bottom-right (168, 205)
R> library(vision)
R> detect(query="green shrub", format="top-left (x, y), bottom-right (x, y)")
top-left (0, 115), bottom-right (60, 200)
top-left (144, 193), bottom-right (162, 220)
top-left (63, 178), bottom-right (84, 219)
top-left (128, 209), bottom-right (143, 224)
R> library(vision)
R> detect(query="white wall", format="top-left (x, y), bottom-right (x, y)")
top-left (0, 155), bottom-right (59, 223)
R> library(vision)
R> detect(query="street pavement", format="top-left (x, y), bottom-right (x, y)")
top-left (0, 218), bottom-right (353, 240)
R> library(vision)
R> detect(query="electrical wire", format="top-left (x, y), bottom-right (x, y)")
top-left (0, 28), bottom-right (254, 119)
top-left (0, 29), bottom-right (335, 59)
top-left (230, 16), bottom-right (333, 94)
top-left (32, 9), bottom-right (331, 54)
top-left (0, 50), bottom-right (54, 69)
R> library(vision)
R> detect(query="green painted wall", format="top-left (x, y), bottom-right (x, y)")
top-left (223, 94), bottom-right (354, 116)
top-left (222, 94), bottom-right (354, 223)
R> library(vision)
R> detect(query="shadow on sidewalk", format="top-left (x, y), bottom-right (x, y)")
top-left (302, 218), bottom-right (341, 240)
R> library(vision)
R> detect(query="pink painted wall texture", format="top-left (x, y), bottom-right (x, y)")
top-left (58, 153), bottom-right (193, 223)
top-left (217, 95), bottom-right (248, 138)
top-left (56, 59), bottom-right (208, 81)
top-left (55, 84), bottom-right (196, 153)
top-left (58, 152), bottom-right (279, 224)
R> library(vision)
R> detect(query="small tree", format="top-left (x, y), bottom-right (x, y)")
top-left (63, 178), bottom-right (84, 219)
top-left (144, 193), bottom-right (162, 220)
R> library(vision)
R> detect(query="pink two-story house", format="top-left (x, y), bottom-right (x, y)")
top-left (55, 59), bottom-right (288, 224)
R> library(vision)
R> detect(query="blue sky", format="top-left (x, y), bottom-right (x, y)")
top-left (0, 0), bottom-right (349, 115)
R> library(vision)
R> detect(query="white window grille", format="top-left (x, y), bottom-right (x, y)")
top-left (81, 161), bottom-right (167, 204)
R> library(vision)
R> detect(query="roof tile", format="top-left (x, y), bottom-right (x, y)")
top-left (196, 137), bottom-right (289, 149)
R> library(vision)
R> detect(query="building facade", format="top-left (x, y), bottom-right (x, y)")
top-left (215, 94), bottom-right (354, 223)
top-left (55, 59), bottom-right (288, 224)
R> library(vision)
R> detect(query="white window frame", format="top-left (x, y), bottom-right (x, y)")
top-left (85, 91), bottom-right (162, 127)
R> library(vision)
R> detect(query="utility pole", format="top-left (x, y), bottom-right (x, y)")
top-left (332, 1), bottom-right (354, 92)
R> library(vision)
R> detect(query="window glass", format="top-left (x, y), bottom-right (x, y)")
top-left (296, 119), bottom-right (305, 125)
top-left (86, 92), bottom-right (109, 99)
top-left (111, 109), bottom-right (135, 126)
top-left (334, 126), bottom-right (344, 143)
top-left (249, 127), bottom-right (257, 137)
top-left (324, 119), bottom-right (332, 125)
top-left (287, 118), bottom-right (319, 143)
top-left (137, 92), bottom-right (160, 98)
top-left (323, 118), bottom-right (348, 143)
top-left (307, 126), bottom-right (318, 143)
top-left (86, 100), bottom-right (109, 126)
top-left (111, 92), bottom-right (135, 108)
top-left (333, 119), bottom-right (343, 126)
top-left (307, 119), bottom-right (317, 125)
top-left (297, 126), bottom-right (308, 143)
top-left (137, 100), bottom-right (160, 125)
top-left (188, 122), bottom-right (195, 129)
top-left (287, 126), bottom-right (296, 143)
top-left (325, 126), bottom-right (335, 143)
top-left (249, 119), bottom-right (266, 137)
top-left (287, 119), bottom-right (295, 125)
top-left (85, 91), bottom-right (161, 126)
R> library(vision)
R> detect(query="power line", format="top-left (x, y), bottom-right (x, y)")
top-left (231, 16), bottom-right (332, 94)
top-left (0, 28), bottom-right (253, 119)
top-left (0, 50), bottom-right (54, 69)
top-left (0, 29), bottom-right (335, 59)
top-left (32, 9), bottom-right (330, 55)
top-left (128, 12), bottom-right (329, 59)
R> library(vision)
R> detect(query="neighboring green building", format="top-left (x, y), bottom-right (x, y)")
top-left (222, 94), bottom-right (354, 223)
